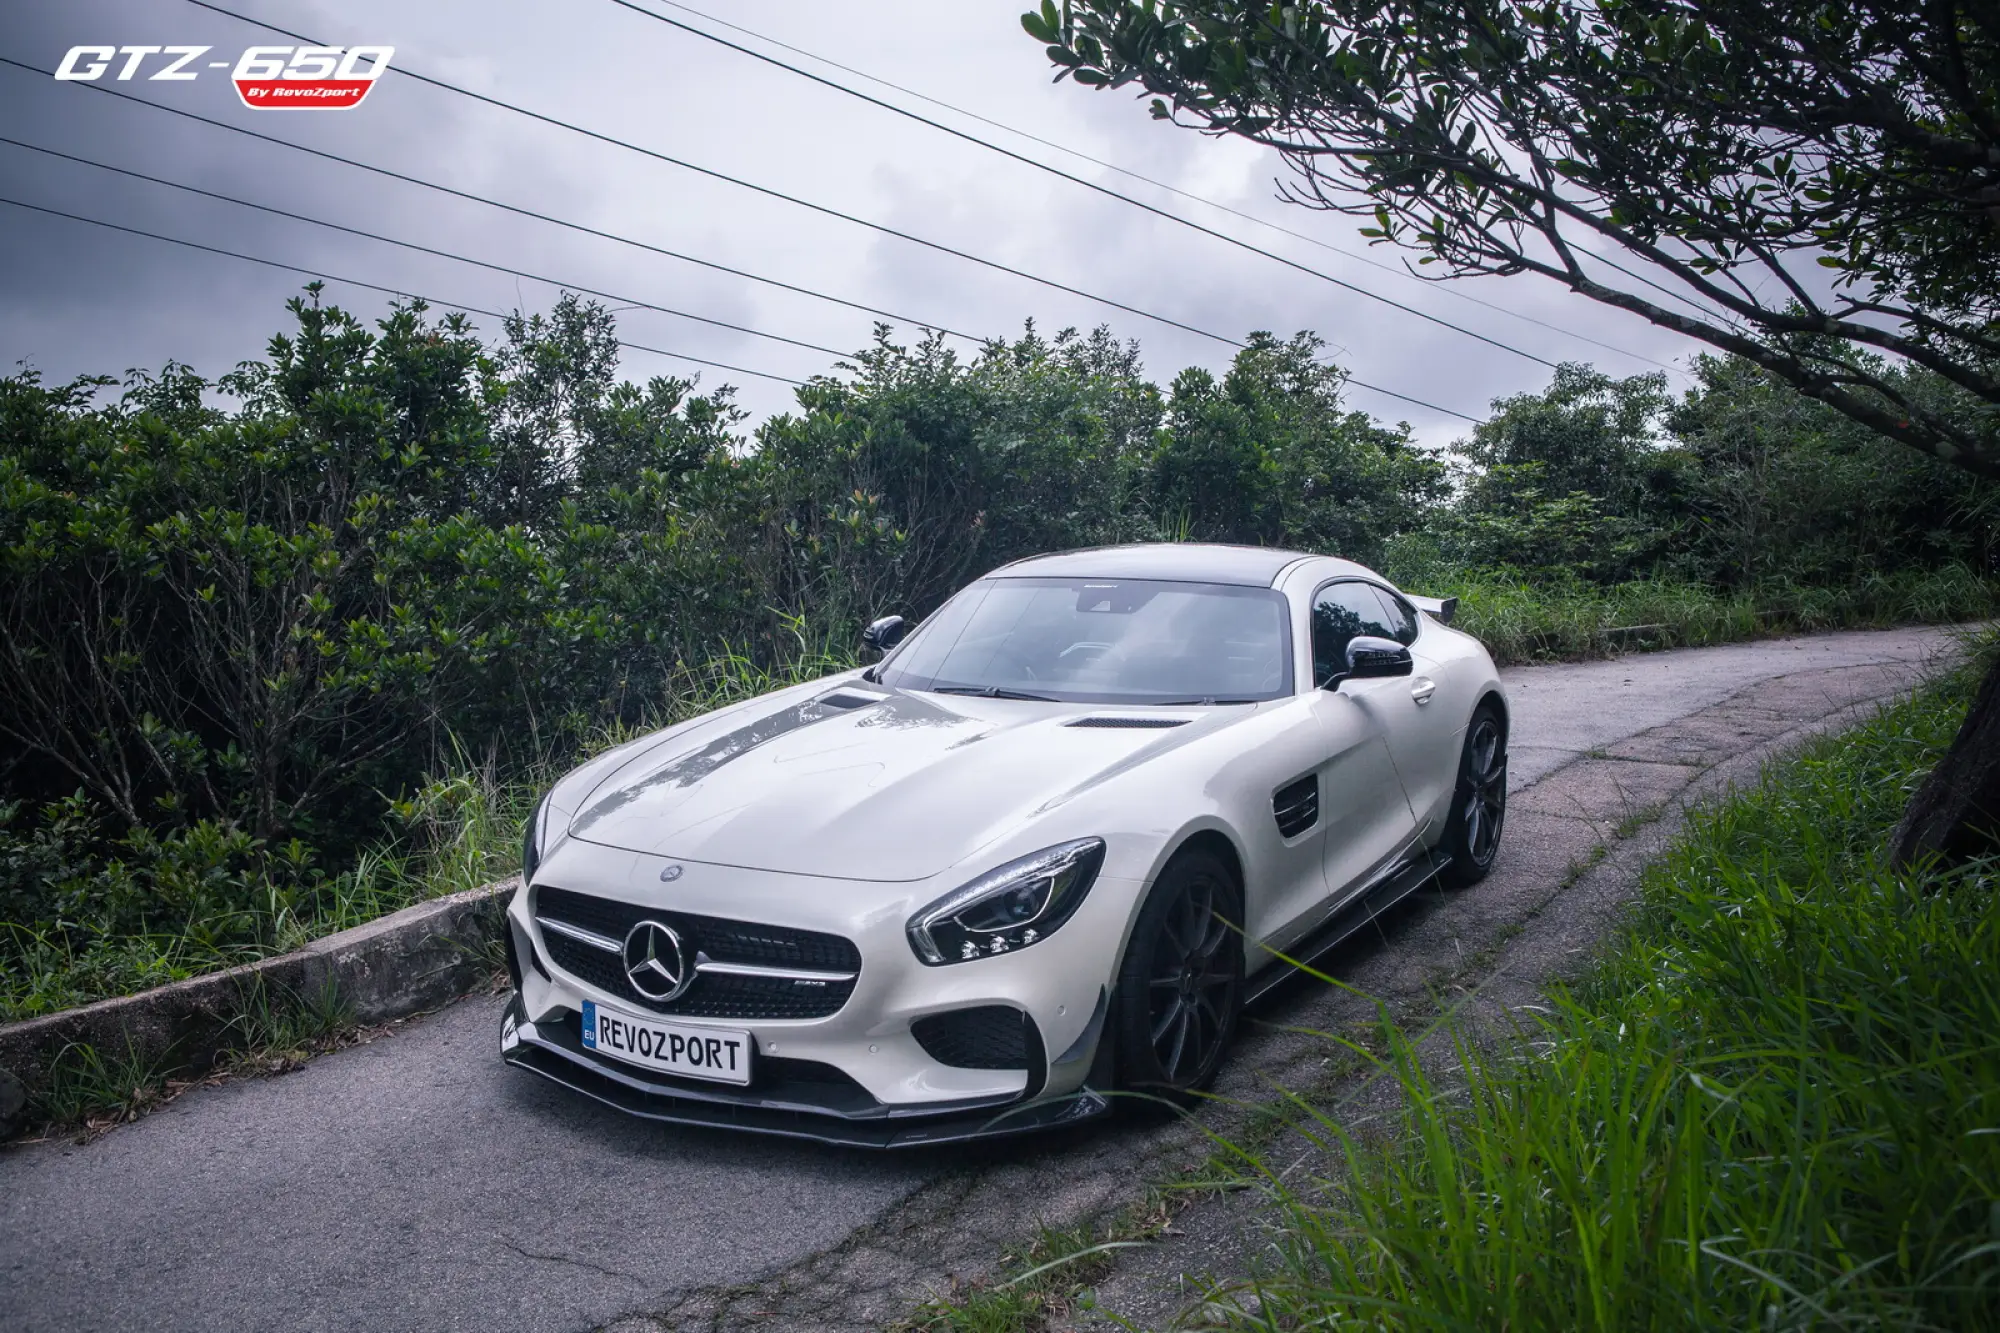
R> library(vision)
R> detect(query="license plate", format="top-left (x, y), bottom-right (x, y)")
top-left (580, 999), bottom-right (753, 1085)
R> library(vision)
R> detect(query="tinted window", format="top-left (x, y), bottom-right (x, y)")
top-left (878, 577), bottom-right (1291, 704)
top-left (1369, 586), bottom-right (1420, 646)
top-left (1311, 582), bottom-right (1397, 686)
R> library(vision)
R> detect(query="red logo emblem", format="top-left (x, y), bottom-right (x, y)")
top-left (231, 46), bottom-right (394, 111)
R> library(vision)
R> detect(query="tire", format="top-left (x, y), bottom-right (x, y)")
top-left (1439, 703), bottom-right (1508, 888)
top-left (1109, 847), bottom-right (1244, 1101)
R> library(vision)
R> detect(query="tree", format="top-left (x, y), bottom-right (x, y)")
top-left (1155, 331), bottom-right (1445, 556)
top-left (1026, 0), bottom-right (2000, 864)
top-left (1451, 364), bottom-right (1688, 582)
top-left (1670, 353), bottom-right (1998, 587)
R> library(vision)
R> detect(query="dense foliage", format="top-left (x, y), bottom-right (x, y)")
top-left (0, 289), bottom-right (1992, 1017)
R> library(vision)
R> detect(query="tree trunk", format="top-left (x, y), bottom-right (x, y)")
top-left (1889, 648), bottom-right (2000, 869)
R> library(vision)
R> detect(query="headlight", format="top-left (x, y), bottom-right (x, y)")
top-left (521, 793), bottom-right (550, 886)
top-left (907, 838), bottom-right (1105, 966)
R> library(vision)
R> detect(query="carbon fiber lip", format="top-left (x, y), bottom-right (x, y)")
top-left (498, 995), bottom-right (1111, 1148)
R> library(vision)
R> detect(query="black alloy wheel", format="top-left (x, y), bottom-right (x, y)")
top-left (1441, 704), bottom-right (1508, 887)
top-left (1111, 848), bottom-right (1243, 1100)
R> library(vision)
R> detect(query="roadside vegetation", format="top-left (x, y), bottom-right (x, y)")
top-left (2, 292), bottom-right (1994, 1026)
top-left (1192, 643), bottom-right (2000, 1330)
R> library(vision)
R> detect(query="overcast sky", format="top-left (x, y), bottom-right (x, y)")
top-left (0, 0), bottom-right (1708, 449)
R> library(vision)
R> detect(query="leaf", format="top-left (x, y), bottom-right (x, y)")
top-left (1021, 9), bottom-right (1059, 42)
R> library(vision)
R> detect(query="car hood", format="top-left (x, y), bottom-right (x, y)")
top-left (561, 686), bottom-right (1240, 881)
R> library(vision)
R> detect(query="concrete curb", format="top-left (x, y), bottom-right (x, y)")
top-left (0, 878), bottom-right (514, 1123)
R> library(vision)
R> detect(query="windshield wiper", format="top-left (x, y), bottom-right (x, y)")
top-left (931, 684), bottom-right (1059, 702)
top-left (1153, 697), bottom-right (1260, 706)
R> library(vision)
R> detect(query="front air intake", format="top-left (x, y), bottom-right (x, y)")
top-left (912, 1006), bottom-right (1036, 1070)
top-left (1273, 774), bottom-right (1320, 838)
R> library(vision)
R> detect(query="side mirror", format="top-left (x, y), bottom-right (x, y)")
top-left (1329, 635), bottom-right (1413, 687)
top-left (861, 614), bottom-right (907, 653)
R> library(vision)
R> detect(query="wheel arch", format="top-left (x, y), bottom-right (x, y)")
top-left (1132, 819), bottom-right (1246, 899)
top-left (1117, 820), bottom-right (1251, 973)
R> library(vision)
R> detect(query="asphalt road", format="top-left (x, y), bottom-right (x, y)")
top-left (0, 626), bottom-right (1967, 1333)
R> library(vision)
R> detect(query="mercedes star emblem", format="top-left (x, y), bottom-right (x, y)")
top-left (621, 919), bottom-right (691, 1001)
top-left (659, 863), bottom-right (683, 882)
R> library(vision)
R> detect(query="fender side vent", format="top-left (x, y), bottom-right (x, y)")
top-left (1065, 716), bottom-right (1189, 729)
top-left (1273, 774), bottom-right (1320, 838)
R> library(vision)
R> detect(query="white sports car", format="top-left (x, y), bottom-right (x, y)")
top-left (500, 544), bottom-right (1507, 1145)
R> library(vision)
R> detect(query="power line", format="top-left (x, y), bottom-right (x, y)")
top-left (0, 195), bottom-right (808, 385)
top-left (0, 135), bottom-right (849, 360)
top-left (605, 0), bottom-right (1563, 372)
top-left (3, 66), bottom-right (1483, 421)
top-left (0, 56), bottom-right (986, 347)
top-left (174, 1), bottom-right (1489, 420)
top-left (639, 0), bottom-right (1677, 372)
top-left (183, 1), bottom-right (1251, 354)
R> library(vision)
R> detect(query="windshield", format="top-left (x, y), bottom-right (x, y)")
top-left (875, 577), bottom-right (1292, 704)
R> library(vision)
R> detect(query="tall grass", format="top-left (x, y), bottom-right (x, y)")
top-left (1401, 563), bottom-right (1996, 665)
top-left (1209, 644), bottom-right (2000, 1329)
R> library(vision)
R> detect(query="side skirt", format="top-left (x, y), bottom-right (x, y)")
top-left (1243, 847), bottom-right (1453, 1006)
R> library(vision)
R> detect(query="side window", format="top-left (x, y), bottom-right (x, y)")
top-left (1368, 586), bottom-right (1420, 647)
top-left (1311, 582), bottom-right (1396, 686)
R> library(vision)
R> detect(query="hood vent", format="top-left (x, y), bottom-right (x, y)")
top-left (1065, 716), bottom-right (1190, 730)
top-left (814, 690), bottom-right (884, 711)
top-left (1273, 774), bottom-right (1320, 838)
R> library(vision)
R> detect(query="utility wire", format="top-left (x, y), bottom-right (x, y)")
top-left (0, 135), bottom-right (848, 360)
top-left (606, 0), bottom-right (1562, 372)
top-left (0, 195), bottom-right (807, 385)
top-left (183, 0), bottom-right (1249, 354)
top-left (0, 56), bottom-right (985, 347)
top-left (5, 60), bottom-right (1483, 421)
top-left (639, 0), bottom-right (1677, 371)
top-left (175, 1), bottom-right (1488, 419)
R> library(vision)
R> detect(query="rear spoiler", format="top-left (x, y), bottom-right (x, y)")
top-left (1407, 594), bottom-right (1459, 626)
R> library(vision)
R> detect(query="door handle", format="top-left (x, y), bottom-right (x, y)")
top-left (1410, 676), bottom-right (1436, 705)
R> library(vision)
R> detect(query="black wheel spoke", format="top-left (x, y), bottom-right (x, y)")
top-left (1165, 1007), bottom-right (1192, 1075)
top-left (1195, 916), bottom-right (1227, 960)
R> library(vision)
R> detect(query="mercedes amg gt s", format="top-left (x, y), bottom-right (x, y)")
top-left (499, 544), bottom-right (1508, 1145)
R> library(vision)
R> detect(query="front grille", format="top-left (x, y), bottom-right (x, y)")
top-left (912, 1005), bottom-right (1034, 1070)
top-left (1274, 773), bottom-right (1320, 838)
top-left (1065, 716), bottom-right (1190, 729)
top-left (535, 885), bottom-right (860, 1020)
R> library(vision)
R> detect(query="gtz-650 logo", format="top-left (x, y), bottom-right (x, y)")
top-left (54, 44), bottom-right (395, 110)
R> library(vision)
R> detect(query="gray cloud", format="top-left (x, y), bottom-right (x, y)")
top-left (0, 0), bottom-right (1707, 447)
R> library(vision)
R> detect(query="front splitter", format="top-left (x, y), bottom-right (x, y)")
top-left (499, 994), bottom-right (1111, 1148)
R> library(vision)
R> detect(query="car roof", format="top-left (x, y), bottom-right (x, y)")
top-left (990, 543), bottom-right (1330, 588)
